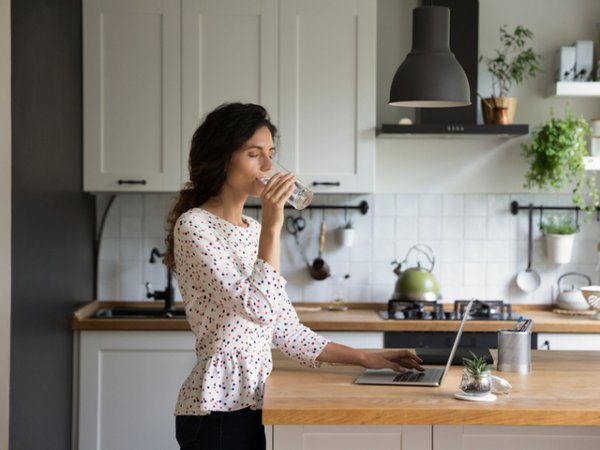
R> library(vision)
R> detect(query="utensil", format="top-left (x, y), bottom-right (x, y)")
top-left (285, 214), bottom-right (311, 266)
top-left (391, 244), bottom-right (441, 301)
top-left (512, 316), bottom-right (525, 331)
top-left (309, 220), bottom-right (330, 280)
top-left (516, 205), bottom-right (541, 292)
top-left (555, 272), bottom-right (591, 310)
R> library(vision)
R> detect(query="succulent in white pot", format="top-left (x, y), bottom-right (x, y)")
top-left (541, 215), bottom-right (578, 264)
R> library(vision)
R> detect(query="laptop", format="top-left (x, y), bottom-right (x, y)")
top-left (354, 299), bottom-right (474, 387)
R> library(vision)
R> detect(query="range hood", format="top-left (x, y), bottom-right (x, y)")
top-left (381, 0), bottom-right (528, 137)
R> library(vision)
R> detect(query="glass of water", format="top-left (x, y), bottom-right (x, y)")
top-left (260, 160), bottom-right (313, 210)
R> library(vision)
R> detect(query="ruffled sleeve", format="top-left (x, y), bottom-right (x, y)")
top-left (174, 214), bottom-right (287, 325)
top-left (271, 295), bottom-right (330, 368)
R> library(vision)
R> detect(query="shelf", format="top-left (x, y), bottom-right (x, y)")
top-left (547, 81), bottom-right (600, 98)
top-left (378, 123), bottom-right (529, 138)
top-left (584, 156), bottom-right (600, 171)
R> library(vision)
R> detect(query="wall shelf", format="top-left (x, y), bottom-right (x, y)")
top-left (546, 81), bottom-right (600, 98)
top-left (584, 156), bottom-right (600, 171)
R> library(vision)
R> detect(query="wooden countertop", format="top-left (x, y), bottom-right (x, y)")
top-left (72, 301), bottom-right (600, 333)
top-left (263, 350), bottom-right (600, 426)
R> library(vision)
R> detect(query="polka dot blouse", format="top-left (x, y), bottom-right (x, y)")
top-left (173, 208), bottom-right (329, 416)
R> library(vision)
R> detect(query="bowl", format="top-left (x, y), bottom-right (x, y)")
top-left (581, 286), bottom-right (600, 320)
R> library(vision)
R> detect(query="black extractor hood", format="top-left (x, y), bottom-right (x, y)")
top-left (381, 0), bottom-right (528, 137)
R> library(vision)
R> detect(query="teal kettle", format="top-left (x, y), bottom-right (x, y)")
top-left (391, 244), bottom-right (442, 301)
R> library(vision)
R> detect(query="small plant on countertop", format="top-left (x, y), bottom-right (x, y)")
top-left (460, 352), bottom-right (492, 394)
top-left (541, 215), bottom-right (578, 235)
top-left (522, 107), bottom-right (598, 216)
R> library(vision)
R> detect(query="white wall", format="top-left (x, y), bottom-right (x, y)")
top-left (376, 0), bottom-right (600, 193)
top-left (0, 0), bottom-right (11, 448)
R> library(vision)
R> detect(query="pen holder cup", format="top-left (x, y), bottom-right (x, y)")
top-left (497, 329), bottom-right (532, 373)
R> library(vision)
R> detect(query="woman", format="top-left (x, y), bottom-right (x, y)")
top-left (164, 103), bottom-right (423, 450)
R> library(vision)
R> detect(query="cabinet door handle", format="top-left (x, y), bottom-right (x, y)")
top-left (118, 179), bottom-right (147, 185)
top-left (312, 181), bottom-right (341, 186)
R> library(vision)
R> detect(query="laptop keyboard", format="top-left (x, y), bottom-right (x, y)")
top-left (393, 368), bottom-right (441, 383)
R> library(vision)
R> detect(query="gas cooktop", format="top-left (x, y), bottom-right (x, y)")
top-left (378, 299), bottom-right (513, 321)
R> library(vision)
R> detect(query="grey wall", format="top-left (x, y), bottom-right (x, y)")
top-left (0, 0), bottom-right (11, 447)
top-left (10, 0), bottom-right (95, 449)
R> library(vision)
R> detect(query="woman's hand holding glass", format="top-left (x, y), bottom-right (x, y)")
top-left (259, 172), bottom-right (296, 233)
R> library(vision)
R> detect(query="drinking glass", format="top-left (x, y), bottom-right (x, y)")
top-left (260, 160), bottom-right (313, 210)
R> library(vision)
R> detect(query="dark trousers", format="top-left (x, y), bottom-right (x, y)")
top-left (175, 408), bottom-right (266, 450)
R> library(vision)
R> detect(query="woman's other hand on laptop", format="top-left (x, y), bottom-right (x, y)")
top-left (360, 350), bottom-right (424, 373)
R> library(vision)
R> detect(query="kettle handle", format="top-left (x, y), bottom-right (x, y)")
top-left (557, 272), bottom-right (592, 291)
top-left (404, 244), bottom-right (436, 273)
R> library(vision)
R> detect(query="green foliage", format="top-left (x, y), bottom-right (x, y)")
top-left (541, 215), bottom-right (578, 235)
top-left (481, 25), bottom-right (542, 97)
top-left (522, 108), bottom-right (598, 215)
top-left (462, 352), bottom-right (490, 376)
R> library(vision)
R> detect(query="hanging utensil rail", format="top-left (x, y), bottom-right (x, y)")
top-left (510, 200), bottom-right (600, 225)
top-left (244, 200), bottom-right (369, 215)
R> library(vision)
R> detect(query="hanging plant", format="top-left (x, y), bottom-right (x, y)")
top-left (522, 108), bottom-right (598, 215)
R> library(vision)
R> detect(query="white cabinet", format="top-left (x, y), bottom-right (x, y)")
top-left (83, 0), bottom-right (181, 192)
top-left (77, 331), bottom-right (196, 450)
top-left (181, 0), bottom-right (279, 184)
top-left (84, 0), bottom-right (377, 193)
top-left (433, 425), bottom-right (600, 450)
top-left (272, 425), bottom-right (600, 450)
top-left (278, 0), bottom-right (376, 193)
top-left (273, 425), bottom-right (431, 450)
top-left (537, 333), bottom-right (600, 350)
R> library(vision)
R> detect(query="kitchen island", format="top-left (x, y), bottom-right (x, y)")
top-left (264, 350), bottom-right (600, 450)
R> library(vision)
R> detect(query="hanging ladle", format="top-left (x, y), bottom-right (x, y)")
top-left (309, 218), bottom-right (331, 280)
top-left (516, 204), bottom-right (541, 292)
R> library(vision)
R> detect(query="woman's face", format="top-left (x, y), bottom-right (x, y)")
top-left (225, 126), bottom-right (275, 198)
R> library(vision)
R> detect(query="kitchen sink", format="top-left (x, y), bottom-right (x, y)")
top-left (94, 307), bottom-right (186, 319)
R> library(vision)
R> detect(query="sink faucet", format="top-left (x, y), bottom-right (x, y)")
top-left (145, 248), bottom-right (176, 311)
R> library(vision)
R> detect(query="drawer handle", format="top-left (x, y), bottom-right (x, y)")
top-left (312, 181), bottom-right (341, 187)
top-left (118, 179), bottom-right (147, 185)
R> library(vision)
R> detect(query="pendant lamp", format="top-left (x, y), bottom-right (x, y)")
top-left (389, 5), bottom-right (470, 108)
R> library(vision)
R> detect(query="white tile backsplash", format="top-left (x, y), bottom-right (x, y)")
top-left (396, 194), bottom-right (418, 217)
top-left (96, 193), bottom-right (600, 305)
top-left (442, 194), bottom-right (464, 217)
top-left (464, 194), bottom-right (487, 216)
top-left (418, 194), bottom-right (441, 216)
top-left (417, 217), bottom-right (442, 239)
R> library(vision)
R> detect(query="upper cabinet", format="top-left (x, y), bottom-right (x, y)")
top-left (83, 0), bottom-right (376, 193)
top-left (83, 0), bottom-right (181, 192)
top-left (278, 0), bottom-right (376, 193)
top-left (181, 0), bottom-right (279, 184)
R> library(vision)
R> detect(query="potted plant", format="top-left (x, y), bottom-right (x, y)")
top-left (541, 215), bottom-right (578, 264)
top-left (522, 108), bottom-right (599, 215)
top-left (480, 25), bottom-right (542, 124)
top-left (459, 352), bottom-right (492, 395)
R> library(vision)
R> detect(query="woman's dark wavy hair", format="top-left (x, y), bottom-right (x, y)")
top-left (164, 102), bottom-right (277, 271)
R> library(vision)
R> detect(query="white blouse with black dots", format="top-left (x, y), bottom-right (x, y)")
top-left (173, 208), bottom-right (329, 416)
